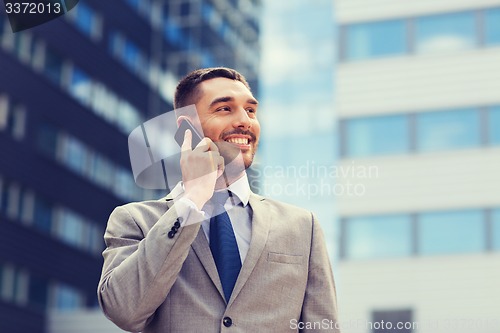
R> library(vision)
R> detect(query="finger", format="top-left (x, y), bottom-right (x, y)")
top-left (194, 137), bottom-right (218, 152)
top-left (216, 155), bottom-right (225, 178)
top-left (181, 129), bottom-right (192, 152)
top-left (208, 151), bottom-right (215, 171)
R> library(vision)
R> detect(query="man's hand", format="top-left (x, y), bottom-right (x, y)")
top-left (180, 129), bottom-right (224, 210)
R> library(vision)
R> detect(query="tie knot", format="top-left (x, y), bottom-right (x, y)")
top-left (211, 190), bottom-right (232, 206)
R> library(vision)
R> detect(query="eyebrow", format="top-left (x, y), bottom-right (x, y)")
top-left (209, 96), bottom-right (259, 108)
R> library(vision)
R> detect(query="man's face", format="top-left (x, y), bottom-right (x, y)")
top-left (195, 77), bottom-right (260, 169)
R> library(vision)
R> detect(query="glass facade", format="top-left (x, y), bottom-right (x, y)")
top-left (341, 7), bottom-right (500, 61)
top-left (485, 8), bottom-right (500, 45)
top-left (415, 12), bottom-right (476, 54)
top-left (342, 208), bottom-right (498, 259)
top-left (0, 94), bottom-right (26, 140)
top-left (344, 115), bottom-right (409, 157)
top-left (341, 106), bottom-right (499, 157)
top-left (0, 175), bottom-right (104, 256)
top-left (344, 214), bottom-right (412, 259)
top-left (490, 107), bottom-right (500, 145)
top-left (493, 209), bottom-right (500, 250)
top-left (0, 261), bottom-right (86, 311)
top-left (419, 210), bottom-right (484, 255)
top-left (345, 20), bottom-right (407, 60)
top-left (416, 108), bottom-right (480, 152)
top-left (0, 0), bottom-right (261, 325)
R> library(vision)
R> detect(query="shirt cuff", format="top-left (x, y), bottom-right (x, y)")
top-left (175, 197), bottom-right (209, 227)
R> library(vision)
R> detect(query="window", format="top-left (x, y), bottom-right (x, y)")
top-left (0, 94), bottom-right (8, 131)
top-left (1, 266), bottom-right (28, 305)
top-left (419, 210), bottom-right (484, 255)
top-left (485, 8), bottom-right (500, 45)
top-left (117, 100), bottom-right (141, 133)
top-left (90, 155), bottom-right (114, 190)
top-left (59, 134), bottom-right (89, 176)
top-left (88, 223), bottom-right (104, 255)
top-left (28, 274), bottom-right (49, 309)
top-left (344, 20), bottom-right (407, 60)
top-left (0, 264), bottom-right (15, 301)
top-left (372, 309), bottom-right (413, 333)
top-left (6, 183), bottom-right (21, 220)
top-left (12, 31), bottom-right (34, 64)
top-left (43, 48), bottom-right (64, 86)
top-left (51, 283), bottom-right (86, 310)
top-left (55, 208), bottom-right (87, 249)
top-left (493, 209), bottom-right (500, 251)
top-left (0, 177), bottom-right (5, 213)
top-left (343, 115), bottom-right (409, 157)
top-left (69, 66), bottom-right (93, 105)
top-left (343, 214), bottom-right (412, 259)
top-left (0, 95), bottom-right (26, 140)
top-left (416, 108), bottom-right (480, 152)
top-left (37, 122), bottom-right (59, 158)
top-left (490, 106), bottom-right (500, 145)
top-left (71, 2), bottom-right (101, 40)
top-left (415, 12), bottom-right (476, 53)
top-left (33, 196), bottom-right (53, 234)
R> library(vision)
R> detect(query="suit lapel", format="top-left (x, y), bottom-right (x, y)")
top-left (168, 192), bottom-right (271, 305)
top-left (166, 195), bottom-right (226, 299)
top-left (228, 193), bottom-right (270, 306)
top-left (191, 229), bottom-right (225, 299)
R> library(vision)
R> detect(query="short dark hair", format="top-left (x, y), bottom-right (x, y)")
top-left (174, 67), bottom-right (251, 109)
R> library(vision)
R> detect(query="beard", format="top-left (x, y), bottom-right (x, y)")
top-left (216, 140), bottom-right (257, 170)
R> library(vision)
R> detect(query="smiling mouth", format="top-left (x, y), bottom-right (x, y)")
top-left (223, 135), bottom-right (252, 150)
top-left (226, 137), bottom-right (249, 145)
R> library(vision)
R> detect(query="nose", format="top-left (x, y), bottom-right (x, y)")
top-left (233, 107), bottom-right (252, 129)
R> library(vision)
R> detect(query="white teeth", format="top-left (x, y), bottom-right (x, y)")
top-left (226, 138), bottom-right (249, 145)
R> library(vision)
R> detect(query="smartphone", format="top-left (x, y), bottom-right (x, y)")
top-left (174, 119), bottom-right (203, 149)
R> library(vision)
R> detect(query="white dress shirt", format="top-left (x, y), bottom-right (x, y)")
top-left (169, 175), bottom-right (253, 264)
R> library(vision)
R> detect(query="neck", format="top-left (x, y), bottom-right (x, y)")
top-left (215, 170), bottom-right (245, 190)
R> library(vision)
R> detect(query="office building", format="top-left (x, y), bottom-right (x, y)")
top-left (334, 0), bottom-right (500, 332)
top-left (0, 1), bottom-right (260, 332)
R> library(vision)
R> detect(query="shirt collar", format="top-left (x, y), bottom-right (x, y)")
top-left (170, 173), bottom-right (250, 207)
top-left (221, 173), bottom-right (250, 207)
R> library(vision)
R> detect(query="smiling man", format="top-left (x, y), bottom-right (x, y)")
top-left (97, 67), bottom-right (340, 333)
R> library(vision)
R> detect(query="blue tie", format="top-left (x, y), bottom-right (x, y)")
top-left (209, 192), bottom-right (241, 303)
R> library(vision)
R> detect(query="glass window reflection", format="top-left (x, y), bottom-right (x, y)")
top-left (485, 8), bottom-right (500, 45)
top-left (493, 209), bottom-right (500, 251)
top-left (419, 210), bottom-right (484, 255)
top-left (345, 115), bottom-right (409, 157)
top-left (345, 20), bottom-right (407, 60)
top-left (416, 108), bottom-right (480, 152)
top-left (415, 12), bottom-right (476, 53)
top-left (489, 106), bottom-right (500, 145)
top-left (344, 214), bottom-right (412, 259)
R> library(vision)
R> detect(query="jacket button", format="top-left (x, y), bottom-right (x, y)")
top-left (168, 230), bottom-right (176, 238)
top-left (223, 316), bottom-right (232, 327)
top-left (174, 220), bottom-right (181, 228)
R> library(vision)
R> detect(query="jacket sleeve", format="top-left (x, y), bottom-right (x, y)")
top-left (300, 213), bottom-right (341, 333)
top-left (97, 201), bottom-right (202, 332)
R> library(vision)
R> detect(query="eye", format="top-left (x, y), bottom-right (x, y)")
top-left (246, 107), bottom-right (256, 114)
top-left (216, 106), bottom-right (231, 112)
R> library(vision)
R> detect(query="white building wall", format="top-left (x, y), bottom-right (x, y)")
top-left (338, 253), bottom-right (500, 333)
top-left (337, 147), bottom-right (500, 216)
top-left (334, 0), bottom-right (500, 332)
top-left (336, 48), bottom-right (500, 118)
top-left (335, 0), bottom-right (500, 23)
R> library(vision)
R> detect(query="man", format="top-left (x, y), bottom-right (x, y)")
top-left (98, 67), bottom-right (339, 332)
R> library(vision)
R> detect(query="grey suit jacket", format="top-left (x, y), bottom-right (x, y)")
top-left (98, 193), bottom-right (339, 332)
